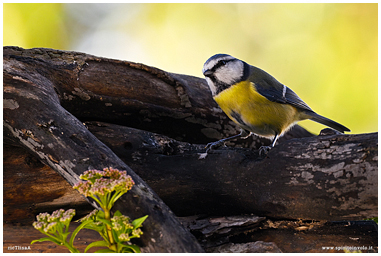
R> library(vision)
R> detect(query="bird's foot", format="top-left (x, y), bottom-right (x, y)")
top-left (199, 140), bottom-right (226, 159)
top-left (205, 140), bottom-right (225, 153)
top-left (259, 145), bottom-right (272, 156)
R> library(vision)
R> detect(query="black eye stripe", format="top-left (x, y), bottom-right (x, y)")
top-left (211, 59), bottom-right (234, 73)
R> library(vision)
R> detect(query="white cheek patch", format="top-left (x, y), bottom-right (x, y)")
top-left (205, 77), bottom-right (217, 95)
top-left (215, 61), bottom-right (243, 85)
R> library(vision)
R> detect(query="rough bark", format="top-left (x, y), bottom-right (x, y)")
top-left (3, 47), bottom-right (378, 252)
top-left (3, 144), bottom-right (93, 225)
top-left (86, 121), bottom-right (377, 221)
top-left (3, 47), bottom-right (204, 253)
top-left (179, 216), bottom-right (377, 253)
top-left (3, 46), bottom-right (313, 147)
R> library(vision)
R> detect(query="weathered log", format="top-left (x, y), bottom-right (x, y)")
top-left (178, 214), bottom-right (267, 248)
top-left (85, 121), bottom-right (377, 221)
top-left (5, 216), bottom-right (377, 253)
top-left (5, 120), bottom-right (377, 222)
top-left (3, 144), bottom-right (93, 225)
top-left (245, 219), bottom-right (378, 253)
top-left (207, 241), bottom-right (283, 253)
top-left (3, 46), bottom-right (377, 252)
top-left (3, 46), bottom-right (313, 147)
top-left (178, 215), bottom-right (377, 253)
top-left (3, 47), bottom-right (203, 252)
top-left (203, 218), bottom-right (378, 253)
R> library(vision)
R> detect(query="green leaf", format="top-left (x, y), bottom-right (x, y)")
top-left (132, 215), bottom-right (148, 229)
top-left (113, 210), bottom-right (122, 217)
top-left (82, 222), bottom-right (105, 232)
top-left (121, 248), bottom-right (133, 253)
top-left (97, 229), bottom-right (111, 244)
top-left (94, 248), bottom-right (116, 253)
top-left (84, 240), bottom-right (110, 253)
top-left (96, 210), bottom-right (105, 219)
top-left (69, 219), bottom-right (93, 247)
top-left (112, 229), bottom-right (120, 243)
top-left (96, 218), bottom-right (112, 227)
top-left (120, 244), bottom-right (141, 253)
top-left (31, 237), bottom-right (60, 245)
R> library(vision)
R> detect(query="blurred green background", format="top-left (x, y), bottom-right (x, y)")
top-left (3, 3), bottom-right (377, 134)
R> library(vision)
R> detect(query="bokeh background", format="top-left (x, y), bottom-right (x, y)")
top-left (4, 3), bottom-right (377, 134)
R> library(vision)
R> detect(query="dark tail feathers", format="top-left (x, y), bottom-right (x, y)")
top-left (308, 112), bottom-right (350, 133)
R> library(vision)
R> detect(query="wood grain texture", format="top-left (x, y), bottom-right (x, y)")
top-left (3, 46), bottom-right (377, 252)
top-left (86, 122), bottom-right (377, 220)
top-left (4, 46), bottom-right (204, 253)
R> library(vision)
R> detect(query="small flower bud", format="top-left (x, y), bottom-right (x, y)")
top-left (118, 233), bottom-right (130, 242)
top-left (32, 221), bottom-right (44, 231)
top-left (44, 222), bottom-right (58, 233)
top-left (132, 228), bottom-right (143, 237)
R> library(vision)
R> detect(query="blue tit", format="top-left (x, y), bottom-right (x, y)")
top-left (202, 54), bottom-right (350, 154)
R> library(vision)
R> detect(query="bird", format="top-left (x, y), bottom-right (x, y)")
top-left (202, 54), bottom-right (350, 155)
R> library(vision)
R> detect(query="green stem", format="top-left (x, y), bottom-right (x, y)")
top-left (104, 208), bottom-right (116, 251)
top-left (63, 241), bottom-right (80, 253)
top-left (109, 191), bottom-right (124, 209)
top-left (89, 196), bottom-right (103, 209)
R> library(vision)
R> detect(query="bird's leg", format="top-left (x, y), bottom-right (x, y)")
top-left (205, 130), bottom-right (251, 153)
top-left (259, 133), bottom-right (279, 156)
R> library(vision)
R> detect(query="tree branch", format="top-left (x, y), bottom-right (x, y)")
top-left (3, 46), bottom-right (203, 253)
top-left (3, 46), bottom-right (377, 252)
top-left (86, 121), bottom-right (377, 221)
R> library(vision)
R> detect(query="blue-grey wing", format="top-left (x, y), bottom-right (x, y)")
top-left (250, 67), bottom-right (313, 112)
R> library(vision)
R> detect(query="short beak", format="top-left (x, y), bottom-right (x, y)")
top-left (203, 69), bottom-right (213, 77)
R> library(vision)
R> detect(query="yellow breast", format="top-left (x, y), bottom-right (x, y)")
top-left (213, 81), bottom-right (300, 137)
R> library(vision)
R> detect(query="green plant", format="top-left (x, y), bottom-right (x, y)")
top-left (31, 167), bottom-right (148, 253)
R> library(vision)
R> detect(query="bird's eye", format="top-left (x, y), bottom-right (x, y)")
top-left (214, 59), bottom-right (229, 70)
